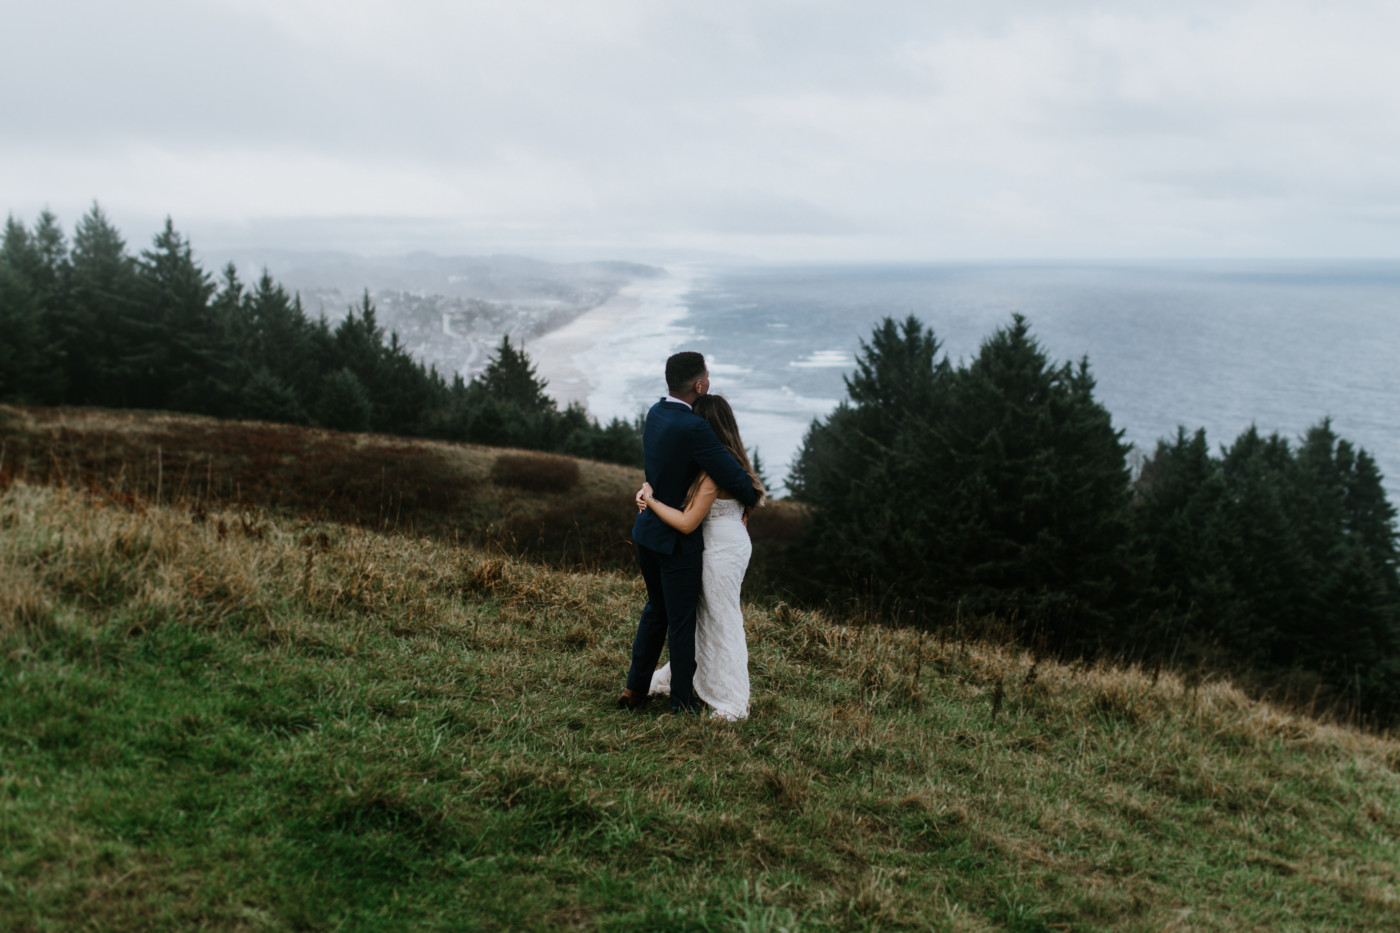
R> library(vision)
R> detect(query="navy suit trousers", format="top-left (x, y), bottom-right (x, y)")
top-left (627, 542), bottom-right (703, 712)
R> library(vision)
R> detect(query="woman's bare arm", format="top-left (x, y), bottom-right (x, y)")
top-left (639, 475), bottom-right (718, 534)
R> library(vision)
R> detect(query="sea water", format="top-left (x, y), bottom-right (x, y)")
top-left (579, 261), bottom-right (1400, 500)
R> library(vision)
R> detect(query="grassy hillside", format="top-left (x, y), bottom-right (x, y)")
top-left (2, 476), bottom-right (1398, 931)
top-left (0, 404), bottom-right (644, 561)
top-left (0, 405), bottom-right (804, 582)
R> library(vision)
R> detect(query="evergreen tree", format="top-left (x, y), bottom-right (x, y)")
top-left (212, 263), bottom-right (244, 321)
top-left (30, 210), bottom-right (73, 402)
top-left (68, 203), bottom-right (140, 405)
top-left (2, 216), bottom-right (38, 279)
top-left (475, 334), bottom-right (554, 414)
top-left (749, 447), bottom-right (772, 493)
top-left (1293, 422), bottom-right (1400, 687)
top-left (552, 401), bottom-right (596, 455)
top-left (134, 217), bottom-right (222, 412)
top-left (1344, 448), bottom-right (1400, 593)
top-left (302, 306), bottom-right (338, 402)
top-left (211, 263), bottom-right (246, 371)
top-left (1131, 427), bottom-right (1234, 660)
top-left (370, 327), bottom-right (443, 434)
top-left (458, 395), bottom-right (517, 447)
top-left (593, 413), bottom-right (645, 466)
top-left (241, 271), bottom-right (317, 407)
top-left (1213, 427), bottom-right (1309, 664)
top-left (315, 367), bottom-right (373, 432)
top-left (788, 316), bottom-right (957, 621)
top-left (30, 210), bottom-right (70, 307)
top-left (938, 316), bottom-right (1137, 647)
top-left (0, 216), bottom-right (64, 401)
top-left (329, 292), bottom-right (393, 430)
top-left (0, 262), bottom-right (48, 400)
top-left (241, 367), bottom-right (308, 425)
top-left (332, 291), bottom-right (386, 383)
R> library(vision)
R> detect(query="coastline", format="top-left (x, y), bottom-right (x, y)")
top-left (528, 268), bottom-right (698, 418)
top-left (528, 284), bottom-right (645, 410)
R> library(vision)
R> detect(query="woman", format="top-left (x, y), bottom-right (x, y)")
top-left (638, 395), bottom-right (766, 720)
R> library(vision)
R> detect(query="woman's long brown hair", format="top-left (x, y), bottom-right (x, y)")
top-left (682, 394), bottom-right (768, 509)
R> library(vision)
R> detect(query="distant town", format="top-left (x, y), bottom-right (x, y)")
top-left (203, 249), bottom-right (661, 381)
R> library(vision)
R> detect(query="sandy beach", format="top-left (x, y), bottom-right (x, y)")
top-left (528, 278), bottom-right (651, 411)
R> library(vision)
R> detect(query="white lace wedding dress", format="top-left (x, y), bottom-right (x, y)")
top-left (649, 497), bottom-right (752, 720)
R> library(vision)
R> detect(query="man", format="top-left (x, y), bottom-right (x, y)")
top-left (620, 351), bottom-right (759, 713)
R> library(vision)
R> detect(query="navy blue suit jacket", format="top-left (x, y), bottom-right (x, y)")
top-left (632, 399), bottom-right (759, 556)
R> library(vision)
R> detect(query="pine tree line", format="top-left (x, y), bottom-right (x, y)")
top-left (0, 205), bottom-right (642, 466)
top-left (790, 315), bottom-right (1400, 725)
top-left (1134, 421), bottom-right (1400, 720)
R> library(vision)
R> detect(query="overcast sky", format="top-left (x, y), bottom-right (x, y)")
top-left (6, 0), bottom-right (1400, 261)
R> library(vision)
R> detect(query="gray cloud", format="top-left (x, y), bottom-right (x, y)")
top-left (1139, 169), bottom-right (1290, 202)
top-left (5, 0), bottom-right (1400, 259)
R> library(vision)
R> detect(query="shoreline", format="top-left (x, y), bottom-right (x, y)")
top-left (527, 276), bottom-right (656, 412)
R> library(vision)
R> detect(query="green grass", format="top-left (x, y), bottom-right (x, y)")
top-left (2, 480), bottom-right (1398, 931)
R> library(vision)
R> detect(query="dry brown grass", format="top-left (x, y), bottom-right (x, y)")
top-left (490, 452), bottom-right (581, 493)
top-left (0, 404), bottom-right (809, 585)
top-left (742, 601), bottom-right (1400, 772)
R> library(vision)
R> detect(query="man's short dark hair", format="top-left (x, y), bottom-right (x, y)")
top-left (666, 351), bottom-right (707, 395)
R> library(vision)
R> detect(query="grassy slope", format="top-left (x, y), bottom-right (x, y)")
top-left (0, 405), bottom-right (805, 583)
top-left (0, 403), bottom-right (643, 553)
top-left (2, 479), bottom-right (1398, 932)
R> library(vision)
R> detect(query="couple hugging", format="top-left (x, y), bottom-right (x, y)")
top-left (617, 351), bottom-right (767, 720)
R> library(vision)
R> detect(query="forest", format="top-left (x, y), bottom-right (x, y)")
top-left (0, 205), bottom-right (642, 466)
top-left (789, 315), bottom-right (1400, 725)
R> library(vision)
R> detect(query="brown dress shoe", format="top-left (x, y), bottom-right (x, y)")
top-left (616, 688), bottom-right (649, 712)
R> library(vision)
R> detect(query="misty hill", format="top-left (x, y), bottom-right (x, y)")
top-left (200, 248), bottom-right (663, 380)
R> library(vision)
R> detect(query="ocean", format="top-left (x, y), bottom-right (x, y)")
top-left (571, 261), bottom-right (1400, 500)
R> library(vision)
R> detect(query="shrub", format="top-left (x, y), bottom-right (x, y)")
top-left (497, 494), bottom-right (635, 569)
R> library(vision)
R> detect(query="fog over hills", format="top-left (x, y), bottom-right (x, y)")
top-left (201, 249), bottom-right (661, 380)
